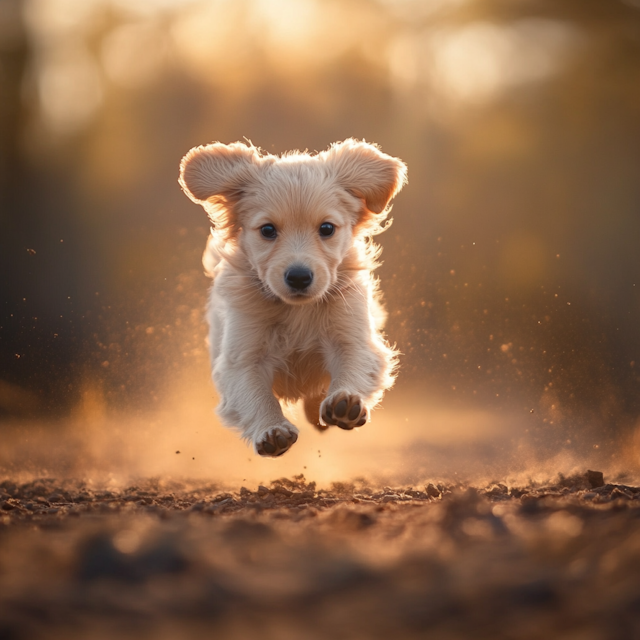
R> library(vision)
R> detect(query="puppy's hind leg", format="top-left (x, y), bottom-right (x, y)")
top-left (303, 394), bottom-right (329, 432)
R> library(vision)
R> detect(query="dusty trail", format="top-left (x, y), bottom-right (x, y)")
top-left (1, 471), bottom-right (639, 639)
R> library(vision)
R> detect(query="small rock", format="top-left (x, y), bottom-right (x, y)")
top-left (585, 470), bottom-right (605, 489)
top-left (425, 484), bottom-right (441, 498)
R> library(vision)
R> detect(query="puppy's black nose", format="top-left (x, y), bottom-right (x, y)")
top-left (285, 266), bottom-right (313, 291)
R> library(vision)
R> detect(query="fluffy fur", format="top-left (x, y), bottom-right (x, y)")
top-left (179, 139), bottom-right (407, 457)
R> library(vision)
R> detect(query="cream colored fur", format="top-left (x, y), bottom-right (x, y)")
top-left (179, 139), bottom-right (407, 457)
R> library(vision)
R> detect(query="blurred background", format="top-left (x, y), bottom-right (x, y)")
top-left (1, 0), bottom-right (639, 482)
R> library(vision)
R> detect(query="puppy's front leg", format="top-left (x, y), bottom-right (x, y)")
top-left (213, 325), bottom-right (298, 457)
top-left (320, 337), bottom-right (390, 431)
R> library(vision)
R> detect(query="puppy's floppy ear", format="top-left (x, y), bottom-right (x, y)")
top-left (324, 139), bottom-right (407, 214)
top-left (179, 141), bottom-right (261, 204)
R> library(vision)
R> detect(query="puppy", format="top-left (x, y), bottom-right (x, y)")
top-left (179, 139), bottom-right (407, 457)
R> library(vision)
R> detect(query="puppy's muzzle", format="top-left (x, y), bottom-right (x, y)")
top-left (285, 266), bottom-right (313, 292)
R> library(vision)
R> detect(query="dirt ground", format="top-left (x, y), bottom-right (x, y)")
top-left (1, 471), bottom-right (639, 640)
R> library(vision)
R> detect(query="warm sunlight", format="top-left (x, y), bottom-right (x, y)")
top-left (2, 1), bottom-right (640, 636)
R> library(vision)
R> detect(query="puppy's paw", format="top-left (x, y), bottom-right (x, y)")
top-left (320, 392), bottom-right (368, 430)
top-left (255, 423), bottom-right (299, 457)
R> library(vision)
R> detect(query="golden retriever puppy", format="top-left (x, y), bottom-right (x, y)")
top-left (179, 139), bottom-right (407, 457)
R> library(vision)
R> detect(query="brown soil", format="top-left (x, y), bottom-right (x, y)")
top-left (1, 471), bottom-right (639, 640)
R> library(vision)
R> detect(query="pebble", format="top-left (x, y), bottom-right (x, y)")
top-left (425, 484), bottom-right (441, 498)
top-left (585, 470), bottom-right (605, 489)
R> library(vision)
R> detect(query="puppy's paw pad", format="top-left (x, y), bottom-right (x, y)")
top-left (256, 425), bottom-right (299, 457)
top-left (321, 393), bottom-right (368, 430)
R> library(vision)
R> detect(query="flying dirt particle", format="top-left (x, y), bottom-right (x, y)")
top-left (176, 451), bottom-right (181, 454)
top-left (192, 458), bottom-right (195, 460)
top-left (26, 248), bottom-right (36, 255)
top-left (530, 409), bottom-right (535, 413)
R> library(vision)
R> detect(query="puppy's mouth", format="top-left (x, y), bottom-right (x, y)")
top-left (255, 277), bottom-right (320, 304)
top-left (280, 290), bottom-right (317, 304)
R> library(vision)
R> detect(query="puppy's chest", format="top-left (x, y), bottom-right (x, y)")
top-left (266, 317), bottom-right (324, 360)
top-left (268, 319), bottom-right (328, 397)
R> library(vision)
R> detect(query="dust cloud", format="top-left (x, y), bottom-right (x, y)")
top-left (1, 366), bottom-right (635, 489)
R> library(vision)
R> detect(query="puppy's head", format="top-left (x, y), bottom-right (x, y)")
top-left (179, 139), bottom-right (407, 304)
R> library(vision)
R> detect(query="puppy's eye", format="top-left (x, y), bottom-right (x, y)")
top-left (260, 224), bottom-right (277, 239)
top-left (319, 222), bottom-right (335, 237)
